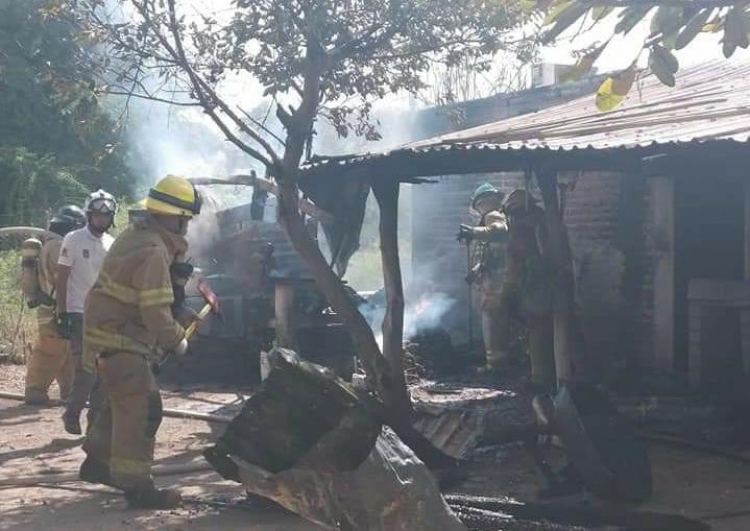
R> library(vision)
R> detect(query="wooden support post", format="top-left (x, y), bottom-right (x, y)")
top-left (537, 168), bottom-right (587, 385)
top-left (651, 175), bottom-right (675, 374)
top-left (275, 283), bottom-right (297, 350)
top-left (743, 180), bottom-right (750, 374)
top-left (372, 178), bottom-right (412, 418)
top-left (745, 179), bottom-right (750, 279)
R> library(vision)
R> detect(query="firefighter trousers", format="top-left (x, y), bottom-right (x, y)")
top-left (25, 330), bottom-right (74, 402)
top-left (482, 285), bottom-right (556, 392)
top-left (83, 351), bottom-right (163, 491)
top-left (481, 288), bottom-right (514, 369)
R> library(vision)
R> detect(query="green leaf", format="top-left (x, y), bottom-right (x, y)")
top-left (595, 77), bottom-right (625, 112)
top-left (595, 65), bottom-right (636, 112)
top-left (675, 9), bottom-right (711, 50)
top-left (611, 64), bottom-right (636, 96)
top-left (649, 46), bottom-right (677, 86)
top-left (615, 5), bottom-right (653, 35)
top-left (591, 6), bottom-right (614, 22)
top-left (650, 6), bottom-right (684, 38)
top-left (652, 44), bottom-right (679, 73)
top-left (543, 1), bottom-right (591, 43)
top-left (722, 6), bottom-right (749, 57)
top-left (543, 0), bottom-right (573, 25)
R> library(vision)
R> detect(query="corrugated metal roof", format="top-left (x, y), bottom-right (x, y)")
top-left (303, 59), bottom-right (750, 177)
top-left (406, 59), bottom-right (750, 151)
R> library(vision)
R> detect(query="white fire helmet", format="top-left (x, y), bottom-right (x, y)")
top-left (84, 189), bottom-right (118, 215)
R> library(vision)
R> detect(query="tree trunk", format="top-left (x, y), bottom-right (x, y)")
top-left (536, 168), bottom-right (587, 384)
top-left (269, 50), bottom-right (396, 408)
top-left (372, 178), bottom-right (412, 418)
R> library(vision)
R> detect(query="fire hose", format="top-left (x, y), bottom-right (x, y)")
top-left (0, 390), bottom-right (231, 488)
top-left (0, 391), bottom-right (232, 425)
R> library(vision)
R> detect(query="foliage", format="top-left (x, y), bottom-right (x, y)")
top-left (0, 0), bottom-right (132, 225)
top-left (71, 0), bottom-right (530, 161)
top-left (538, 0), bottom-right (750, 111)
top-left (0, 148), bottom-right (90, 226)
top-left (0, 250), bottom-right (35, 364)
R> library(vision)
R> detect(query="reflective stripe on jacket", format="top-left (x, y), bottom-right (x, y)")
top-left (83, 219), bottom-right (187, 369)
top-left (37, 235), bottom-right (62, 332)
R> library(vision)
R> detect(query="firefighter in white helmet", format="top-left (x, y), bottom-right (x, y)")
top-left (80, 175), bottom-right (200, 509)
top-left (58, 189), bottom-right (117, 434)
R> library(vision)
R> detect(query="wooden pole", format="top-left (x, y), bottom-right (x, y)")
top-left (274, 283), bottom-right (297, 349)
top-left (650, 175), bottom-right (676, 374)
top-left (187, 173), bottom-right (334, 225)
top-left (537, 167), bottom-right (587, 385)
top-left (372, 178), bottom-right (412, 417)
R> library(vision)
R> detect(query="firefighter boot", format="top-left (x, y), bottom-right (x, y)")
top-left (79, 456), bottom-right (112, 486)
top-left (62, 411), bottom-right (82, 435)
top-left (24, 389), bottom-right (50, 406)
top-left (125, 488), bottom-right (182, 510)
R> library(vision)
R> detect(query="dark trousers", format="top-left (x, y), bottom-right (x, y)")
top-left (65, 313), bottom-right (99, 428)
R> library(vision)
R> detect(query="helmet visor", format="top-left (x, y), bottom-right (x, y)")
top-left (88, 198), bottom-right (117, 214)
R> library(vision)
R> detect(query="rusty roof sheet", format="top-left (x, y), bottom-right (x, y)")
top-left (303, 59), bottom-right (750, 182)
top-left (304, 59), bottom-right (750, 178)
top-left (403, 59), bottom-right (750, 152)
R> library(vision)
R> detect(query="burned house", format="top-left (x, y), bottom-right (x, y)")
top-left (302, 59), bottom-right (750, 396)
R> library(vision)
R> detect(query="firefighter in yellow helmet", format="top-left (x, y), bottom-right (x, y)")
top-left (459, 186), bottom-right (556, 391)
top-left (22, 206), bottom-right (86, 404)
top-left (80, 175), bottom-right (201, 509)
top-left (501, 189), bottom-right (555, 392)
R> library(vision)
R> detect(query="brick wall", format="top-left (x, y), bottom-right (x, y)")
top-left (636, 182), bottom-right (657, 369)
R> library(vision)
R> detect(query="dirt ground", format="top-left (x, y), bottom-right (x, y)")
top-left (2, 363), bottom-right (750, 531)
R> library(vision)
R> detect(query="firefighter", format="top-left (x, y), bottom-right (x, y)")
top-left (80, 175), bottom-right (201, 509)
top-left (22, 206), bottom-right (86, 405)
top-left (458, 183), bottom-right (509, 371)
top-left (501, 189), bottom-right (555, 392)
top-left (58, 190), bottom-right (117, 434)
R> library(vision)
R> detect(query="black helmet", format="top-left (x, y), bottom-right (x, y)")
top-left (49, 205), bottom-right (87, 236)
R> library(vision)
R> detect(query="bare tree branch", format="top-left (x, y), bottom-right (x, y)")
top-left (101, 90), bottom-right (202, 106)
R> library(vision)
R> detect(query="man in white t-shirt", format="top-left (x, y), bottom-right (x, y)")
top-left (57, 190), bottom-right (117, 435)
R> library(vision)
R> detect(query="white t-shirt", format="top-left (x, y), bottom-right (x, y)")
top-left (58, 228), bottom-right (114, 313)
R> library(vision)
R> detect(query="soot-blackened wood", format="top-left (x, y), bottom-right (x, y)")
top-left (205, 349), bottom-right (381, 476)
top-left (372, 177), bottom-right (412, 418)
top-left (204, 349), bottom-right (458, 482)
top-left (537, 168), bottom-right (588, 385)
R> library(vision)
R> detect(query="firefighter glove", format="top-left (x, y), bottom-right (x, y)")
top-left (55, 313), bottom-right (74, 339)
top-left (457, 224), bottom-right (475, 242)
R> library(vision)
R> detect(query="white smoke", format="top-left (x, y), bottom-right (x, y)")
top-left (369, 292), bottom-right (456, 350)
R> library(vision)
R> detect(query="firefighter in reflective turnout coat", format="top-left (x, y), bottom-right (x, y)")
top-left (23, 206), bottom-right (86, 404)
top-left (80, 175), bottom-right (201, 509)
top-left (459, 183), bottom-right (509, 370)
top-left (460, 186), bottom-right (556, 391)
top-left (500, 189), bottom-right (555, 391)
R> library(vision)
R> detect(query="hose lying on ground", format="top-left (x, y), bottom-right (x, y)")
top-left (0, 461), bottom-right (216, 488)
top-left (0, 391), bottom-right (232, 424)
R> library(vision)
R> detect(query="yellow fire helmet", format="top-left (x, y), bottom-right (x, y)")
top-left (143, 174), bottom-right (202, 217)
